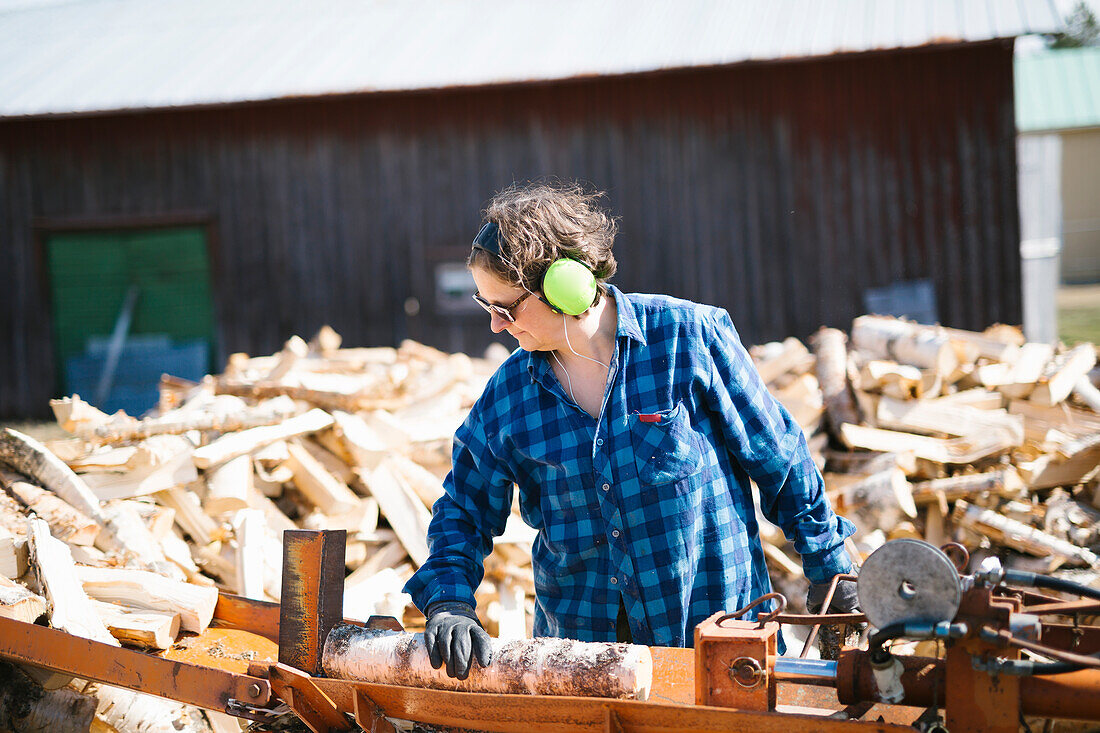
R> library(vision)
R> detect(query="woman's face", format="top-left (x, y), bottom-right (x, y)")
top-left (470, 265), bottom-right (563, 352)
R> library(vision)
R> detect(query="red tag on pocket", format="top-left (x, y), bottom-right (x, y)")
top-left (638, 413), bottom-right (662, 423)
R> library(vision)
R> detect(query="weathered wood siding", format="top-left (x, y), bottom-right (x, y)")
top-left (0, 42), bottom-right (1019, 418)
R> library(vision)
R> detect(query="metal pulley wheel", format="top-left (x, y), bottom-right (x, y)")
top-left (857, 539), bottom-right (962, 629)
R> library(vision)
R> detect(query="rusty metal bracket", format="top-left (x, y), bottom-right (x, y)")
top-left (353, 689), bottom-right (398, 733)
top-left (269, 663), bottom-right (352, 733)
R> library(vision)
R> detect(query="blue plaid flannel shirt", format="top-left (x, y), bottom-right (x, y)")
top-left (404, 286), bottom-right (856, 647)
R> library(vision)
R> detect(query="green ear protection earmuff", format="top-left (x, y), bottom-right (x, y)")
top-left (472, 221), bottom-right (598, 316)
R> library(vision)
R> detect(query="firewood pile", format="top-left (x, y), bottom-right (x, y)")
top-left (0, 328), bottom-right (526, 732)
top-left (752, 315), bottom-right (1100, 609)
top-left (0, 316), bottom-right (1097, 731)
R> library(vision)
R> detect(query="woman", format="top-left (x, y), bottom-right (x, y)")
top-left (403, 181), bottom-right (857, 680)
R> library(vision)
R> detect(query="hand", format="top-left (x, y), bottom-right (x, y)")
top-left (423, 601), bottom-right (493, 680)
top-left (806, 567), bottom-right (861, 615)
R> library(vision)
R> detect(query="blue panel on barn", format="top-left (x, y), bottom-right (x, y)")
top-left (863, 279), bottom-right (939, 325)
top-left (64, 339), bottom-right (208, 416)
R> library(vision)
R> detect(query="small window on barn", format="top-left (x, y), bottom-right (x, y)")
top-left (435, 262), bottom-right (480, 314)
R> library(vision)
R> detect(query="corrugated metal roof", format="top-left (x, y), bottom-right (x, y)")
top-left (0, 0), bottom-right (1062, 119)
top-left (1015, 46), bottom-right (1100, 132)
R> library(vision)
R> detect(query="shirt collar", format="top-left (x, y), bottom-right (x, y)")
top-left (608, 285), bottom-right (646, 346)
top-left (523, 284), bottom-right (646, 381)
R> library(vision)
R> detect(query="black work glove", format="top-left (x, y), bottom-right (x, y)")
top-left (806, 566), bottom-right (861, 615)
top-left (423, 601), bottom-right (493, 680)
top-left (806, 568), bottom-right (863, 660)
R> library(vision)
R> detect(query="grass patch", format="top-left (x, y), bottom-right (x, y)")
top-left (1058, 284), bottom-right (1100, 346)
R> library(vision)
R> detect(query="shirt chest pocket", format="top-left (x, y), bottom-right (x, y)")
top-left (628, 402), bottom-right (703, 486)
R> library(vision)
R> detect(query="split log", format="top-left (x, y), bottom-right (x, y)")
top-left (1073, 375), bottom-right (1100, 413)
top-left (231, 508), bottom-right (267, 600)
top-left (76, 565), bottom-right (219, 633)
top-left (0, 429), bottom-right (105, 523)
top-left (859, 361), bottom-right (923, 399)
top-left (834, 468), bottom-right (916, 536)
top-left (840, 424), bottom-right (1018, 466)
top-left (322, 624), bottom-right (652, 699)
top-left (90, 599), bottom-right (180, 650)
top-left (1008, 400), bottom-right (1100, 444)
top-left (851, 316), bottom-right (959, 375)
top-left (159, 530), bottom-right (209, 585)
top-left (494, 578), bottom-right (528, 641)
top-left (769, 372), bottom-right (824, 435)
top-left (284, 440), bottom-right (359, 515)
top-left (98, 502), bottom-right (184, 581)
top-left (387, 453), bottom-right (446, 510)
top-left (79, 442), bottom-right (198, 502)
top-left (911, 468), bottom-right (1026, 505)
top-left (88, 683), bottom-right (212, 733)
top-left (874, 396), bottom-right (1025, 443)
top-left (347, 540), bottom-right (409, 582)
top-left (810, 328), bottom-right (861, 438)
top-left (191, 408), bottom-right (334, 469)
top-left (0, 471), bottom-right (99, 546)
top-left (203, 454), bottom-right (252, 515)
top-left (753, 337), bottom-right (812, 384)
top-left (0, 522), bottom-right (27, 579)
top-left (1017, 437), bottom-right (1100, 490)
top-left (1032, 344), bottom-right (1097, 406)
top-left (942, 327), bottom-right (1021, 364)
top-left (0, 661), bottom-right (97, 733)
top-left (154, 486), bottom-right (220, 546)
top-left (26, 518), bottom-right (119, 646)
top-left (262, 335), bottom-right (309, 383)
top-left (999, 342), bottom-right (1055, 399)
top-left (355, 461), bottom-right (431, 567)
top-left (952, 500), bottom-right (1098, 567)
top-left (930, 388), bottom-right (1005, 410)
top-left (0, 574), bottom-right (46, 623)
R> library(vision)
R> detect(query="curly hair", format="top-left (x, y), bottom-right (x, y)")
top-left (468, 180), bottom-right (618, 308)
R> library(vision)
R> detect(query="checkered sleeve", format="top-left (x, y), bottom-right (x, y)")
top-left (702, 309), bottom-right (856, 584)
top-left (403, 399), bottom-right (517, 612)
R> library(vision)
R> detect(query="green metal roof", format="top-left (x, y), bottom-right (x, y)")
top-left (1016, 47), bottom-right (1100, 132)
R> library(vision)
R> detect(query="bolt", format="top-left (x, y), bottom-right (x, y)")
top-left (248, 683), bottom-right (262, 698)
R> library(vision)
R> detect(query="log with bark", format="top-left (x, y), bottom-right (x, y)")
top-left (322, 623), bottom-right (652, 699)
top-left (0, 661), bottom-right (97, 733)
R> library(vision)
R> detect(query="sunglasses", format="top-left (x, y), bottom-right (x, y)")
top-left (472, 290), bottom-right (533, 323)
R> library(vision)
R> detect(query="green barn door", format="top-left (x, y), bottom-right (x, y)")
top-left (47, 226), bottom-right (216, 415)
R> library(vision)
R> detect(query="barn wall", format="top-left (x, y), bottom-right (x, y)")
top-left (0, 42), bottom-right (1020, 417)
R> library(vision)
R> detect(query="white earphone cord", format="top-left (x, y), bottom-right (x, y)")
top-left (552, 314), bottom-right (609, 404)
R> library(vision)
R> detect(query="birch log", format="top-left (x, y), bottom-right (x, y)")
top-left (0, 471), bottom-right (99, 546)
top-left (911, 468), bottom-right (1025, 505)
top-left (810, 327), bottom-right (861, 439)
top-left (952, 500), bottom-right (1098, 567)
top-left (322, 624), bottom-right (652, 699)
top-left (0, 429), bottom-right (105, 523)
top-left (88, 683), bottom-right (212, 733)
top-left (851, 316), bottom-right (959, 375)
top-left (0, 661), bottom-right (97, 733)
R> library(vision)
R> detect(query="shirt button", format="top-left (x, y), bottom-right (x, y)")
top-left (610, 577), bottom-right (618, 584)
top-left (596, 438), bottom-right (604, 446)
top-left (612, 530), bottom-right (620, 538)
top-left (602, 483), bottom-right (610, 491)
